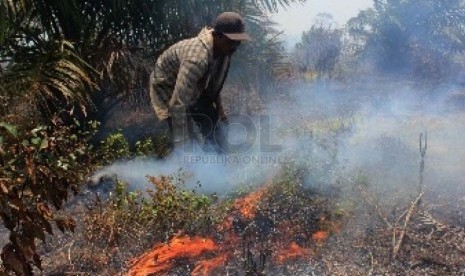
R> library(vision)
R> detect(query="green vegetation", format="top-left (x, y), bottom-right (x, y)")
top-left (0, 119), bottom-right (97, 275)
top-left (1, 0), bottom-right (464, 274)
top-left (0, 0), bottom-right (307, 273)
top-left (134, 133), bottom-right (172, 158)
top-left (98, 131), bottom-right (131, 163)
top-left (79, 174), bottom-right (215, 271)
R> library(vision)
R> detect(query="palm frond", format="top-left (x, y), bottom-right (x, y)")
top-left (0, 38), bottom-right (95, 117)
top-left (1, 0), bottom-right (308, 121)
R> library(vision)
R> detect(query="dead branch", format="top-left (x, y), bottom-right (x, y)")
top-left (392, 191), bottom-right (424, 260)
top-left (344, 176), bottom-right (393, 228)
top-left (356, 184), bottom-right (392, 229)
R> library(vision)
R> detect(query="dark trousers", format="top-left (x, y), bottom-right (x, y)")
top-left (190, 96), bottom-right (219, 140)
top-left (165, 96), bottom-right (226, 153)
top-left (190, 96), bottom-right (227, 153)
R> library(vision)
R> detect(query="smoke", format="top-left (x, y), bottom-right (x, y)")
top-left (90, 142), bottom-right (282, 195)
top-left (339, 84), bottom-right (465, 189)
top-left (90, 77), bottom-right (465, 210)
top-left (262, 78), bottom-right (465, 204)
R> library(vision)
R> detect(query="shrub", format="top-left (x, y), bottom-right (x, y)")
top-left (80, 172), bottom-right (214, 272)
top-left (134, 133), bottom-right (171, 158)
top-left (0, 118), bottom-right (97, 274)
top-left (98, 130), bottom-right (131, 164)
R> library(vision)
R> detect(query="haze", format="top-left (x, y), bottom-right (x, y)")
top-left (270, 0), bottom-right (373, 48)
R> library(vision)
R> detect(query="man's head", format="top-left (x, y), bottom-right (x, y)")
top-left (212, 12), bottom-right (251, 56)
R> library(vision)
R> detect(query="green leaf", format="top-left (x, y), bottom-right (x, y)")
top-left (40, 138), bottom-right (49, 149)
top-left (31, 137), bottom-right (41, 145)
top-left (0, 122), bottom-right (18, 138)
top-left (31, 126), bottom-right (46, 135)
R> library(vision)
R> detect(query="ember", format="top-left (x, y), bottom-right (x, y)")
top-left (275, 242), bottom-right (311, 265)
top-left (191, 255), bottom-right (228, 276)
top-left (312, 230), bottom-right (329, 243)
top-left (219, 184), bottom-right (269, 231)
top-left (126, 182), bottom-right (338, 275)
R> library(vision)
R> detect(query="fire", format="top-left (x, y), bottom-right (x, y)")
top-left (312, 230), bottom-right (329, 243)
top-left (126, 182), bottom-right (336, 275)
top-left (219, 185), bottom-right (269, 231)
top-left (275, 242), bottom-right (311, 265)
top-left (234, 187), bottom-right (267, 219)
top-left (126, 236), bottom-right (217, 276)
top-left (127, 186), bottom-right (271, 275)
top-left (191, 254), bottom-right (228, 276)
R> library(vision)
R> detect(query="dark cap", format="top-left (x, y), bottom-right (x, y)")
top-left (213, 12), bottom-right (251, 41)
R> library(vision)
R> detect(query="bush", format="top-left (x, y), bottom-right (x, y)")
top-left (80, 172), bottom-right (214, 272)
top-left (98, 130), bottom-right (131, 164)
top-left (0, 118), bottom-right (98, 274)
top-left (99, 130), bottom-right (172, 164)
top-left (134, 133), bottom-right (171, 158)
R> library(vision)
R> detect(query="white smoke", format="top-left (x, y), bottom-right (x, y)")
top-left (91, 78), bottom-right (465, 202)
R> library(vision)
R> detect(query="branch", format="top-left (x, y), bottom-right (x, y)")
top-left (392, 191), bottom-right (424, 259)
top-left (356, 184), bottom-right (392, 229)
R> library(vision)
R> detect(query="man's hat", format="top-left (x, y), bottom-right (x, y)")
top-left (213, 12), bottom-right (251, 41)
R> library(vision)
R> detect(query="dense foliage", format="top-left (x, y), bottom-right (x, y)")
top-left (0, 119), bottom-right (97, 274)
top-left (0, 0), bottom-right (299, 123)
top-left (292, 13), bottom-right (343, 80)
top-left (291, 0), bottom-right (465, 82)
top-left (0, 0), bottom-right (304, 273)
top-left (346, 0), bottom-right (465, 79)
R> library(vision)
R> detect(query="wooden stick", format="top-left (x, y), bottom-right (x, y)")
top-left (392, 191), bottom-right (424, 259)
top-left (356, 184), bottom-right (392, 229)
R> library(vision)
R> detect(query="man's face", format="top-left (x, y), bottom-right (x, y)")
top-left (217, 34), bottom-right (241, 56)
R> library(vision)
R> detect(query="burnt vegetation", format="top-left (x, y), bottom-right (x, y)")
top-left (1, 0), bottom-right (465, 275)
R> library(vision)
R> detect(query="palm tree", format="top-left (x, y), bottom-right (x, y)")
top-left (0, 1), bottom-right (307, 274)
top-left (1, 0), bottom-right (304, 123)
top-left (347, 0), bottom-right (465, 78)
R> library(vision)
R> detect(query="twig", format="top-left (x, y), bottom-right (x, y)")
top-left (392, 191), bottom-right (424, 259)
top-left (392, 207), bottom-right (410, 251)
top-left (356, 184), bottom-right (392, 229)
top-left (392, 131), bottom-right (428, 259)
top-left (344, 176), bottom-right (392, 228)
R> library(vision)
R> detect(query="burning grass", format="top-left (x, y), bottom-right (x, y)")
top-left (274, 242), bottom-right (312, 265)
top-left (35, 127), bottom-right (465, 275)
top-left (127, 236), bottom-right (218, 276)
top-left (126, 166), bottom-right (343, 275)
top-left (123, 165), bottom-right (465, 275)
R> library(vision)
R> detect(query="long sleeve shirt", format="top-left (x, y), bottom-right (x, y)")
top-left (149, 27), bottom-right (230, 143)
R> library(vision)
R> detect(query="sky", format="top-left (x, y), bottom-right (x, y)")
top-left (269, 0), bottom-right (373, 48)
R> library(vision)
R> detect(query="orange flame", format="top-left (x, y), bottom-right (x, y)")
top-left (234, 187), bottom-right (267, 219)
top-left (311, 230), bottom-right (328, 243)
top-left (275, 242), bottom-right (310, 265)
top-left (191, 254), bottom-right (228, 276)
top-left (219, 186), bottom-right (269, 231)
top-left (126, 236), bottom-right (217, 276)
top-left (127, 183), bottom-right (335, 275)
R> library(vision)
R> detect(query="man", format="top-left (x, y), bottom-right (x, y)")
top-left (149, 11), bottom-right (251, 153)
